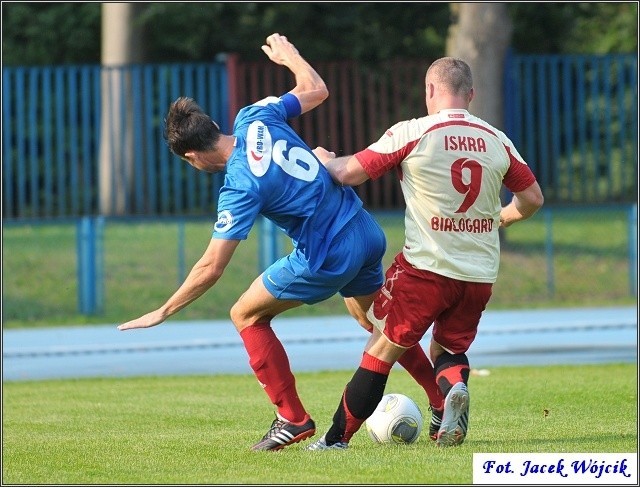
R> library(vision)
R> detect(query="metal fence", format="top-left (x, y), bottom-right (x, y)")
top-left (2, 53), bottom-right (638, 220)
top-left (3, 53), bottom-right (638, 316)
top-left (504, 53), bottom-right (638, 203)
top-left (2, 62), bottom-right (228, 218)
top-left (2, 205), bottom-right (636, 319)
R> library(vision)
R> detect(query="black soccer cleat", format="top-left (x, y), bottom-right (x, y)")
top-left (251, 414), bottom-right (316, 451)
top-left (428, 406), bottom-right (443, 441)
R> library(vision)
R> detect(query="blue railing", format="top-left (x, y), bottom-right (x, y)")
top-left (503, 53), bottom-right (638, 203)
top-left (3, 62), bottom-right (228, 219)
top-left (3, 54), bottom-right (638, 316)
top-left (3, 54), bottom-right (638, 220)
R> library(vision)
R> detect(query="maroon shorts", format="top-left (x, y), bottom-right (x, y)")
top-left (367, 252), bottom-right (493, 353)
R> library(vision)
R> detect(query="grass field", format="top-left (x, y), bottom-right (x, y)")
top-left (3, 207), bottom-right (636, 485)
top-left (2, 207), bottom-right (636, 329)
top-left (2, 363), bottom-right (637, 484)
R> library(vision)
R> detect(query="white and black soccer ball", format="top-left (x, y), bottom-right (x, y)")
top-left (365, 393), bottom-right (423, 444)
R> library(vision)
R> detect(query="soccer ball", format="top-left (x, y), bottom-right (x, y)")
top-left (365, 393), bottom-right (423, 444)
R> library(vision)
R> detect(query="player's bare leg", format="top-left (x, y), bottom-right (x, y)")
top-left (231, 275), bottom-right (316, 451)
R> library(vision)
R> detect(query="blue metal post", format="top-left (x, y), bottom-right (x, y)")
top-left (96, 216), bottom-right (104, 314)
top-left (259, 216), bottom-right (282, 272)
top-left (544, 208), bottom-right (555, 298)
top-left (178, 220), bottom-right (186, 284)
top-left (629, 204), bottom-right (638, 297)
top-left (76, 216), bottom-right (104, 315)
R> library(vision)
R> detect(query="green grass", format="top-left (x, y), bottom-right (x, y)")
top-left (2, 363), bottom-right (637, 484)
top-left (2, 207), bottom-right (636, 329)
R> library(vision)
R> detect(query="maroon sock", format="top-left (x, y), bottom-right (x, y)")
top-left (239, 322), bottom-right (307, 423)
top-left (397, 344), bottom-right (444, 410)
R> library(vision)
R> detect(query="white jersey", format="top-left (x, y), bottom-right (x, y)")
top-left (355, 109), bottom-right (537, 283)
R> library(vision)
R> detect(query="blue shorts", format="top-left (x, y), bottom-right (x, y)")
top-left (262, 209), bottom-right (386, 304)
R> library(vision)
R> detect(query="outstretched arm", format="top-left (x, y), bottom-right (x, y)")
top-left (117, 238), bottom-right (240, 330)
top-left (313, 146), bottom-right (371, 186)
top-left (499, 181), bottom-right (544, 228)
top-left (261, 33), bottom-right (328, 114)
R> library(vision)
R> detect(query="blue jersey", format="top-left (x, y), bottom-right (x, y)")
top-left (213, 93), bottom-right (363, 271)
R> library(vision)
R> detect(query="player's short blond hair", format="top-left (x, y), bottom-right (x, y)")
top-left (426, 57), bottom-right (473, 97)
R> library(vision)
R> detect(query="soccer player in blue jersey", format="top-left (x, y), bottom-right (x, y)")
top-left (118, 33), bottom-right (444, 451)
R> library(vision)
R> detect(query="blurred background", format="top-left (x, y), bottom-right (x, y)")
top-left (2, 3), bottom-right (638, 328)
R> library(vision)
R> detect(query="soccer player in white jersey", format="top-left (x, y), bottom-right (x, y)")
top-left (308, 57), bottom-right (544, 450)
top-left (117, 34), bottom-right (445, 452)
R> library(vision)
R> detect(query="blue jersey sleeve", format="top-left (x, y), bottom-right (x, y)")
top-left (280, 93), bottom-right (302, 119)
top-left (212, 186), bottom-right (261, 240)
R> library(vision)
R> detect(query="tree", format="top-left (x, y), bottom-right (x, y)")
top-left (99, 2), bottom-right (145, 215)
top-left (446, 3), bottom-right (512, 129)
top-left (1, 2), bottom-right (101, 65)
top-left (508, 2), bottom-right (638, 54)
top-left (446, 3), bottom-right (513, 242)
top-left (2, 3), bottom-right (635, 67)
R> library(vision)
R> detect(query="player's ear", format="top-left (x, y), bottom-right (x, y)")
top-left (426, 82), bottom-right (435, 99)
top-left (181, 152), bottom-right (196, 165)
top-left (468, 87), bottom-right (475, 104)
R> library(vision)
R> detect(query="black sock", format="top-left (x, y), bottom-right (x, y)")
top-left (325, 366), bottom-right (388, 444)
top-left (434, 352), bottom-right (470, 396)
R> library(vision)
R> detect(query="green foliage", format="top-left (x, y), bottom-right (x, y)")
top-left (2, 3), bottom-right (636, 66)
top-left (564, 3), bottom-right (638, 54)
top-left (127, 2), bottom-right (452, 63)
top-left (509, 3), bottom-right (638, 54)
top-left (1, 2), bottom-right (101, 65)
top-left (2, 364), bottom-right (637, 484)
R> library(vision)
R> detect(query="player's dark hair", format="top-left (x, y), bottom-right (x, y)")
top-left (163, 96), bottom-right (221, 157)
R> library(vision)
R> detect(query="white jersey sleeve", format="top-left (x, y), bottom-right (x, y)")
top-left (355, 109), bottom-right (537, 283)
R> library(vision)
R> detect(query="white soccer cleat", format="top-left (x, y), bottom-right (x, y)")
top-left (436, 382), bottom-right (469, 447)
top-left (305, 434), bottom-right (349, 451)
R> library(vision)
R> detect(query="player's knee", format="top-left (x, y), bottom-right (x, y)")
top-left (353, 315), bottom-right (373, 333)
top-left (429, 340), bottom-right (446, 362)
top-left (359, 321), bottom-right (374, 333)
top-left (344, 296), bottom-right (376, 330)
top-left (229, 301), bottom-right (247, 330)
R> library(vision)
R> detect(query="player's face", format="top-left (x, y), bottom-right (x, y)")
top-left (180, 154), bottom-right (206, 172)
